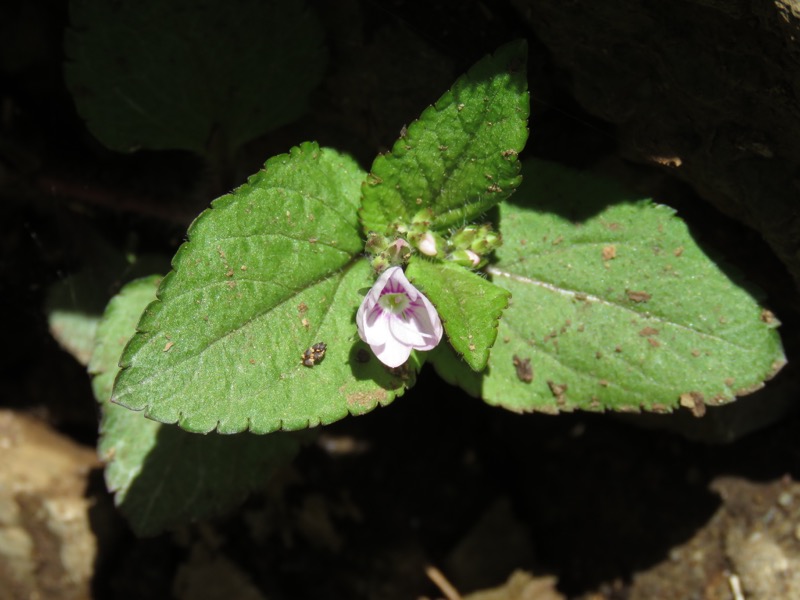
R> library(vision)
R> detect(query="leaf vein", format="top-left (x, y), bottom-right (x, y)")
top-left (212, 229), bottom-right (354, 254)
top-left (262, 185), bottom-right (359, 229)
top-left (128, 259), bottom-right (360, 390)
top-left (488, 266), bottom-right (749, 351)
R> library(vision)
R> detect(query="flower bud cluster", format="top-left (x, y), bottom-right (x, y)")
top-left (445, 223), bottom-right (502, 268)
top-left (365, 233), bottom-right (412, 273)
top-left (409, 216), bottom-right (502, 269)
top-left (365, 210), bottom-right (502, 272)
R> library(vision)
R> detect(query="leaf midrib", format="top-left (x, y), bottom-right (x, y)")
top-left (116, 256), bottom-right (362, 395)
top-left (487, 265), bottom-right (750, 352)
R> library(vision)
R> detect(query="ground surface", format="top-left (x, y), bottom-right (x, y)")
top-left (2, 1), bottom-right (800, 599)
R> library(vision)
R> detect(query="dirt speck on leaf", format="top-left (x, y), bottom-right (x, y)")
top-left (346, 389), bottom-right (387, 410)
top-left (679, 391), bottom-right (707, 417)
top-left (547, 381), bottom-right (568, 402)
top-left (512, 355), bottom-right (533, 383)
top-left (626, 289), bottom-right (652, 303)
top-left (760, 309), bottom-right (778, 325)
top-left (639, 327), bottom-right (659, 337)
top-left (602, 245), bottom-right (617, 260)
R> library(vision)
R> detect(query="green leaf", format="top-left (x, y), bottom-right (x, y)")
top-left (442, 160), bottom-right (785, 414)
top-left (427, 342), bottom-right (482, 398)
top-left (360, 40), bottom-right (529, 236)
top-left (90, 276), bottom-right (306, 537)
top-left (65, 0), bottom-right (326, 155)
top-left (113, 143), bottom-right (415, 434)
top-left (406, 256), bottom-right (509, 371)
top-left (90, 276), bottom-right (162, 416)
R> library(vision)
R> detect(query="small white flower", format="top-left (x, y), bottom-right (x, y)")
top-left (356, 266), bottom-right (443, 367)
top-left (417, 232), bottom-right (439, 257)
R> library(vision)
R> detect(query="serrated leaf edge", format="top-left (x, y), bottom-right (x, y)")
top-left (359, 40), bottom-right (529, 236)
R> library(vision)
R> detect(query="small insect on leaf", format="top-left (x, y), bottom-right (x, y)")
top-left (302, 342), bottom-right (327, 367)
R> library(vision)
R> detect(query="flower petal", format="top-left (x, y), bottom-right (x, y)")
top-left (385, 266), bottom-right (419, 302)
top-left (356, 265), bottom-right (443, 367)
top-left (372, 337), bottom-right (412, 368)
top-left (408, 298), bottom-right (443, 350)
top-left (377, 266), bottom-right (402, 291)
top-left (388, 314), bottom-right (428, 347)
top-left (360, 305), bottom-right (390, 346)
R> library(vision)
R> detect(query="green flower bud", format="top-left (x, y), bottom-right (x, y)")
top-left (447, 249), bottom-right (481, 268)
top-left (371, 254), bottom-right (390, 273)
top-left (451, 225), bottom-right (479, 249)
top-left (365, 231), bottom-right (389, 255)
top-left (471, 230), bottom-right (502, 254)
top-left (385, 238), bottom-right (412, 264)
top-left (411, 208), bottom-right (435, 228)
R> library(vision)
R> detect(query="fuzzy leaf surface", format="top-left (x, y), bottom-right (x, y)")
top-left (360, 40), bottom-right (529, 235)
top-left (112, 144), bottom-right (413, 433)
top-left (406, 257), bottom-right (509, 371)
top-left (65, 0), bottom-right (326, 154)
top-left (90, 276), bottom-right (304, 536)
top-left (438, 160), bottom-right (785, 414)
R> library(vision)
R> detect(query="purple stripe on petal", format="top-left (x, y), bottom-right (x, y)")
top-left (356, 265), bottom-right (443, 367)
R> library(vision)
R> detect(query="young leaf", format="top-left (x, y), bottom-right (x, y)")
top-left (90, 276), bottom-right (304, 536)
top-left (113, 143), bottom-right (414, 434)
top-left (406, 257), bottom-right (509, 371)
top-left (65, 0), bottom-right (326, 155)
top-left (360, 40), bottom-right (529, 236)
top-left (441, 160), bottom-right (785, 414)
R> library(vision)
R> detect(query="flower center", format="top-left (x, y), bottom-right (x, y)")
top-left (379, 292), bottom-right (410, 314)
